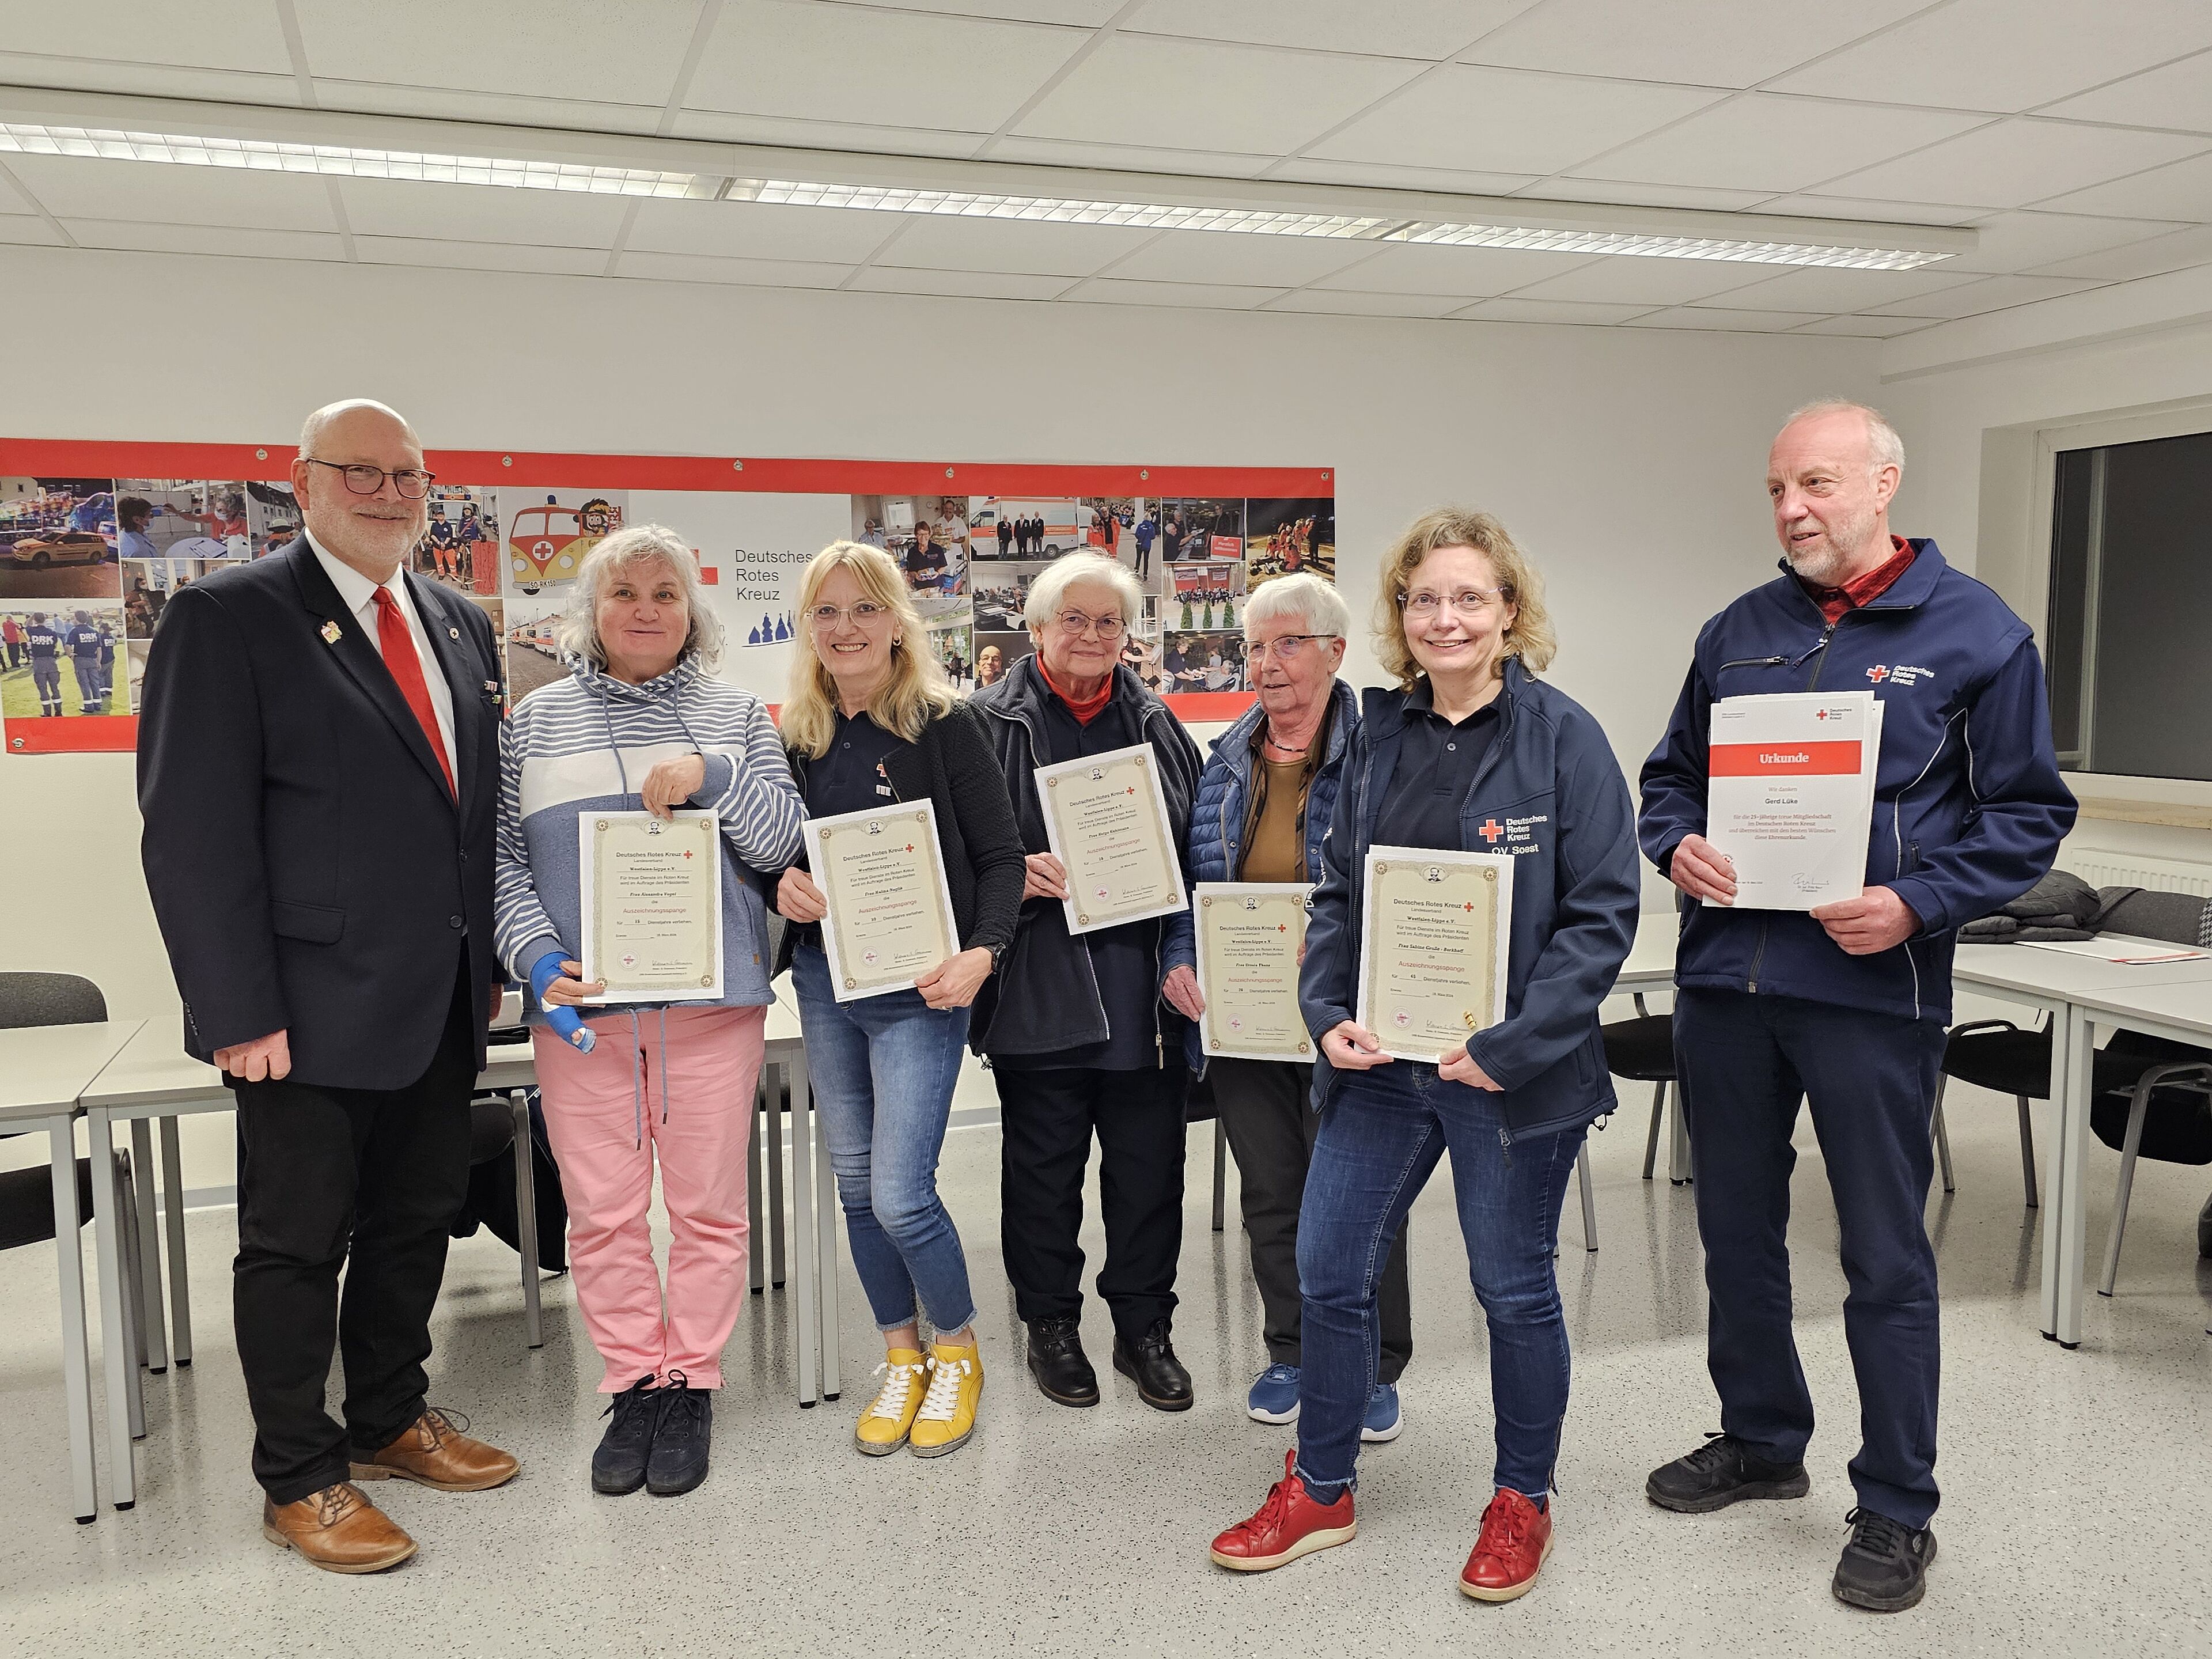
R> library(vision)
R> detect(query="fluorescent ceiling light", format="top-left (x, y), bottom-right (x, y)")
top-left (0, 122), bottom-right (707, 198)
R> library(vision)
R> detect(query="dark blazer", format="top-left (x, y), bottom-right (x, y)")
top-left (774, 699), bottom-right (1027, 978)
top-left (137, 539), bottom-right (505, 1088)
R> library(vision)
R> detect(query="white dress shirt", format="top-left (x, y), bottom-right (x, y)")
top-left (307, 529), bottom-right (457, 766)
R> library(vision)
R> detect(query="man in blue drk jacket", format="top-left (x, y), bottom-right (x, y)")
top-left (1638, 400), bottom-right (2074, 1614)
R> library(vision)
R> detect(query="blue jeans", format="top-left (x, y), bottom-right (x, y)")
top-left (1296, 1062), bottom-right (1584, 1501)
top-left (791, 946), bottom-right (977, 1335)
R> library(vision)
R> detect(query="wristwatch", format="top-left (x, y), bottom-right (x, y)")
top-left (985, 941), bottom-right (1008, 974)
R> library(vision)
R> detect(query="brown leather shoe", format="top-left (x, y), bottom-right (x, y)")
top-left (350, 1407), bottom-right (520, 1493)
top-left (262, 1483), bottom-right (417, 1574)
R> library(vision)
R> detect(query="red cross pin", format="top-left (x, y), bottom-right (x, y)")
top-left (1478, 819), bottom-right (1504, 843)
top-left (1866, 665), bottom-right (1890, 683)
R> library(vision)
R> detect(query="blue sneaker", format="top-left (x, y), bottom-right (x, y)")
top-left (1246, 1363), bottom-right (1301, 1424)
top-left (1361, 1382), bottom-right (1403, 1443)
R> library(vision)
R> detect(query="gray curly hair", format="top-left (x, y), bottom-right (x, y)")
top-left (556, 524), bottom-right (725, 672)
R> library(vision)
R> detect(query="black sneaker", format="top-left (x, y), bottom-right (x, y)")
top-left (1832, 1507), bottom-right (1936, 1612)
top-left (1646, 1432), bottom-right (1811, 1513)
top-left (1111, 1317), bottom-right (1193, 1412)
top-left (1025, 1317), bottom-right (1100, 1408)
top-left (646, 1370), bottom-right (712, 1497)
top-left (591, 1375), bottom-right (659, 1495)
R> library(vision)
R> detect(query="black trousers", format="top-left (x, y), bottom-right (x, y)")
top-left (1210, 1057), bottom-right (1412, 1382)
top-left (995, 1063), bottom-right (1188, 1339)
top-left (232, 956), bottom-right (476, 1503)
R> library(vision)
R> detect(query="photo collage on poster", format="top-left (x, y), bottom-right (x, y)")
top-left (892, 494), bottom-right (1337, 695)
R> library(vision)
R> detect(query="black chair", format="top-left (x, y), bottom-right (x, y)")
top-left (1603, 994), bottom-right (1681, 1185)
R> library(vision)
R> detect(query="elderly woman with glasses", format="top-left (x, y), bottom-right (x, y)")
top-left (1158, 574), bottom-right (1415, 1440)
top-left (969, 551), bottom-right (1205, 1414)
top-left (494, 524), bottom-right (803, 1501)
top-left (1207, 509), bottom-right (1638, 1603)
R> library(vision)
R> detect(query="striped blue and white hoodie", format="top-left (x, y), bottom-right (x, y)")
top-left (495, 652), bottom-right (804, 1022)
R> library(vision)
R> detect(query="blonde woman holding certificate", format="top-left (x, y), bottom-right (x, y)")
top-left (773, 542), bottom-right (1026, 1460)
top-left (1209, 510), bottom-right (1638, 1603)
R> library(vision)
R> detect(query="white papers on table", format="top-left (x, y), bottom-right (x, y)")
top-left (2017, 936), bottom-right (2211, 964)
top-left (1705, 690), bottom-right (1881, 911)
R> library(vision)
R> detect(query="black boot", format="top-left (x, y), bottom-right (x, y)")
top-left (1025, 1317), bottom-right (1099, 1407)
top-left (1112, 1317), bottom-right (1192, 1412)
top-left (1646, 1432), bottom-right (1810, 1513)
top-left (1832, 1507), bottom-right (1936, 1612)
top-left (592, 1375), bottom-right (659, 1495)
top-left (646, 1370), bottom-right (712, 1497)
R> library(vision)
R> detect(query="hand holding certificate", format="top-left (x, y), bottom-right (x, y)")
top-left (1034, 742), bottom-right (1185, 935)
top-left (579, 810), bottom-right (724, 1003)
top-left (1355, 846), bottom-right (1513, 1065)
top-left (1195, 883), bottom-right (1312, 1061)
top-left (804, 801), bottom-right (963, 1002)
top-left (1705, 691), bottom-right (1881, 911)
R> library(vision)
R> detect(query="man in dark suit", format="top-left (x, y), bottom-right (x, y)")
top-left (138, 399), bottom-right (518, 1575)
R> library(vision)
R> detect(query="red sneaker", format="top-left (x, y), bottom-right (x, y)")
top-left (1458, 1487), bottom-right (1554, 1603)
top-left (1209, 1449), bottom-right (1357, 1573)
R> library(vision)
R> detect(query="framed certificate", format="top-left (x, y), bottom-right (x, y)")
top-left (578, 810), bottom-right (724, 1004)
top-left (804, 801), bottom-right (962, 1002)
top-left (1355, 844), bottom-right (1513, 1065)
top-left (1034, 741), bottom-right (1187, 935)
top-left (1195, 882), bottom-right (1313, 1062)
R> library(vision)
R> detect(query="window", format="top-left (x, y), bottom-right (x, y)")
top-left (2046, 429), bottom-right (2212, 781)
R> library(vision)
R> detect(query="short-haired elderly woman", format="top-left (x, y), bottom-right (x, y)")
top-left (494, 525), bottom-right (802, 1501)
top-left (970, 552), bottom-right (1205, 1413)
top-left (772, 541), bottom-right (1025, 1460)
top-left (1158, 574), bottom-right (1415, 1440)
top-left (1208, 510), bottom-right (1638, 1603)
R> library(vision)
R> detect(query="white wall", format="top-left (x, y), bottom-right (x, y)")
top-left (0, 243), bottom-right (1876, 1187)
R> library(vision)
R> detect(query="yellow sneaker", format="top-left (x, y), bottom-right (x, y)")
top-left (854, 1350), bottom-right (929, 1456)
top-left (910, 1341), bottom-right (983, 1459)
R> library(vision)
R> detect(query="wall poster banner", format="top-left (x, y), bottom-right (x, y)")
top-left (0, 442), bottom-right (1332, 756)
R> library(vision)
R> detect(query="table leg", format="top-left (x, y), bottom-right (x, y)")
top-left (49, 1117), bottom-right (96, 1523)
top-left (747, 1078), bottom-right (765, 1294)
top-left (88, 1109), bottom-right (137, 1509)
top-left (2051, 1008), bottom-right (2096, 1350)
top-left (787, 1058), bottom-right (819, 1407)
top-left (765, 1074), bottom-right (786, 1290)
top-left (805, 1056), bottom-right (837, 1401)
top-left (158, 1116), bottom-right (191, 1366)
top-left (128, 1118), bottom-right (169, 1374)
top-left (511, 1091), bottom-right (543, 1350)
top-left (1668, 1081), bottom-right (1693, 1184)
top-left (2037, 1002), bottom-right (2069, 1338)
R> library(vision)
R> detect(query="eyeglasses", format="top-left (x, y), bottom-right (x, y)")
top-left (1054, 610), bottom-right (1126, 640)
top-left (1399, 588), bottom-right (1505, 619)
top-left (809, 601), bottom-right (893, 628)
top-left (302, 458), bottom-right (436, 498)
top-left (1248, 632), bottom-right (1339, 661)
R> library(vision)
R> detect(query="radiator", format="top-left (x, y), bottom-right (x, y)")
top-left (2061, 851), bottom-right (2212, 898)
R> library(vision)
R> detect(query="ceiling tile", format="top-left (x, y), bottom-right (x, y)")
top-left (1790, 314), bottom-right (1942, 336)
top-left (1862, 272), bottom-right (2109, 317)
top-left (62, 221), bottom-right (347, 261)
top-left (0, 53), bottom-right (298, 104)
top-left (1691, 264), bottom-right (1982, 313)
top-left (813, 0), bottom-right (1123, 20)
top-left (1623, 306), bottom-right (1829, 332)
top-left (0, 166), bottom-right (33, 214)
top-left (1815, 119), bottom-right (2207, 210)
top-left (336, 178), bottom-right (633, 248)
top-left (1309, 64), bottom-right (1725, 176)
top-left (873, 214), bottom-right (1157, 276)
top-left (1104, 228), bottom-right (1381, 286)
top-left (307, 79), bottom-right (662, 135)
top-left (2, 2), bottom-right (294, 72)
top-left (1456, 297), bottom-right (1654, 324)
top-left (626, 199), bottom-right (902, 263)
top-left (1461, 0), bottom-right (1932, 89)
top-left (1567, 96), bottom-right (1988, 196)
top-left (847, 267), bottom-right (1073, 298)
top-left (615, 250), bottom-right (855, 288)
top-left (2033, 222), bottom-right (2212, 281)
top-left (1769, 0), bottom-right (2212, 114)
top-left (690, 0), bottom-right (1083, 130)
top-left (1756, 192), bottom-right (1987, 226)
top-left (1261, 289), bottom-right (1477, 317)
top-left (1501, 256), bottom-right (1764, 305)
top-left (3, 156), bottom-right (338, 232)
top-left (1266, 158), bottom-right (1540, 195)
top-left (665, 111), bottom-right (986, 157)
top-left (2037, 149), bottom-right (2212, 220)
top-left (1316, 241), bottom-right (1594, 296)
top-left (354, 237), bottom-right (611, 276)
top-left (2043, 47), bottom-right (2212, 131)
top-left (982, 137), bottom-right (1274, 177)
top-left (1521, 177), bottom-right (1776, 211)
top-left (0, 217), bottom-right (67, 248)
top-left (1012, 32), bottom-right (1424, 154)
top-left (1062, 278), bottom-right (1286, 308)
top-left (1123, 0), bottom-right (1526, 60)
top-left (294, 0), bottom-right (700, 105)
top-left (1946, 210), bottom-right (2189, 275)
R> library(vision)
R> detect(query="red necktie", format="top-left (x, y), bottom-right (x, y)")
top-left (372, 585), bottom-right (456, 797)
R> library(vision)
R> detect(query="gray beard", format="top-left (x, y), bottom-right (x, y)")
top-left (1783, 509), bottom-right (1878, 586)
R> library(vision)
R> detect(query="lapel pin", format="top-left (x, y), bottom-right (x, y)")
top-left (448, 626), bottom-right (461, 639)
top-left (320, 620), bottom-right (342, 645)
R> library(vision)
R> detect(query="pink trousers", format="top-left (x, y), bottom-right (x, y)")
top-left (533, 1004), bottom-right (764, 1392)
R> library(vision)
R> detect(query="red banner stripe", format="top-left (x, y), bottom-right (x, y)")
top-left (1710, 739), bottom-right (1862, 777)
top-left (6, 715), bottom-right (138, 754)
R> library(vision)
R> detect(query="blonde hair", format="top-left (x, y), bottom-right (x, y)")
top-left (558, 524), bottom-right (725, 672)
top-left (1372, 507), bottom-right (1556, 687)
top-left (781, 540), bottom-right (955, 758)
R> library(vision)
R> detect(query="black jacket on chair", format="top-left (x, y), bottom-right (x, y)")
top-left (137, 539), bottom-right (503, 1089)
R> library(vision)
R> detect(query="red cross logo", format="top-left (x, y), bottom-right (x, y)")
top-left (1464, 902), bottom-right (1474, 912)
top-left (682, 850), bottom-right (694, 859)
top-left (1816, 709), bottom-right (1828, 720)
top-left (904, 844), bottom-right (914, 853)
top-left (1866, 665), bottom-right (1890, 683)
top-left (1478, 819), bottom-right (1504, 843)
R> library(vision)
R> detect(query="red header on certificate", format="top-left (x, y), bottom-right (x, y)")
top-left (1709, 740), bottom-right (1863, 777)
